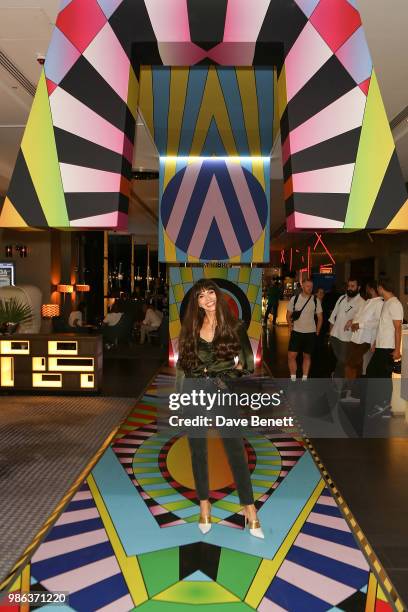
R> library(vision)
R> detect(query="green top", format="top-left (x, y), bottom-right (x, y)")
top-left (176, 322), bottom-right (254, 388)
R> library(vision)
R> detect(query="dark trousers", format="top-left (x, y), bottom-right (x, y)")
top-left (188, 436), bottom-right (254, 505)
top-left (360, 348), bottom-right (394, 422)
top-left (264, 302), bottom-right (278, 325)
top-left (330, 337), bottom-right (349, 378)
top-left (366, 348), bottom-right (394, 378)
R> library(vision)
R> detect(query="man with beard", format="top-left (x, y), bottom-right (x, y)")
top-left (329, 279), bottom-right (365, 378)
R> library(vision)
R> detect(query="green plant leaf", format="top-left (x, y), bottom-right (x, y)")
top-left (0, 298), bottom-right (33, 325)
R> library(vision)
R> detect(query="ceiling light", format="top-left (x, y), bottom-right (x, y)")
top-left (160, 156), bottom-right (270, 162)
top-left (131, 170), bottom-right (159, 180)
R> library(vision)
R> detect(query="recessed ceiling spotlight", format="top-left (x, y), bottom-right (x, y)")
top-left (131, 169), bottom-right (159, 180)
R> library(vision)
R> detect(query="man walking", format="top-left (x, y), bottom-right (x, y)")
top-left (341, 281), bottom-right (383, 403)
top-left (366, 279), bottom-right (403, 377)
top-left (287, 279), bottom-right (323, 381)
top-left (329, 279), bottom-right (364, 378)
top-left (345, 281), bottom-right (383, 379)
top-left (264, 280), bottom-right (281, 327)
top-left (364, 279), bottom-right (403, 416)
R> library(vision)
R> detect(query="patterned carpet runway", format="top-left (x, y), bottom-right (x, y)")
top-left (2, 373), bottom-right (399, 611)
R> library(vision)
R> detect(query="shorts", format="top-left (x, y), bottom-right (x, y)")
top-left (288, 331), bottom-right (316, 355)
top-left (345, 341), bottom-right (370, 369)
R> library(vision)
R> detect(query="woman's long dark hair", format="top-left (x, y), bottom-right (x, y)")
top-left (177, 279), bottom-right (241, 373)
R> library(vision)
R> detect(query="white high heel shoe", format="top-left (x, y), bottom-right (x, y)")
top-left (198, 514), bottom-right (212, 534)
top-left (245, 515), bottom-right (265, 539)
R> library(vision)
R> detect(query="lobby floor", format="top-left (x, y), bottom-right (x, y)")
top-left (0, 342), bottom-right (165, 590)
top-left (0, 394), bottom-right (136, 587)
top-left (264, 323), bottom-right (408, 605)
top-left (102, 343), bottom-right (166, 397)
top-left (1, 370), bottom-right (403, 611)
top-left (312, 438), bottom-right (408, 606)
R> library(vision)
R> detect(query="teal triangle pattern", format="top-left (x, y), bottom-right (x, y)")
top-left (183, 570), bottom-right (213, 582)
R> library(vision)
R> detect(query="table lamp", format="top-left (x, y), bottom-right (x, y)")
top-left (41, 304), bottom-right (60, 319)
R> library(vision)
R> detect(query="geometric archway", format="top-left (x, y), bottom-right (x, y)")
top-left (1, 0), bottom-right (407, 233)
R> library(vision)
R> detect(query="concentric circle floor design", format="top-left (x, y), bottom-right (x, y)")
top-left (129, 432), bottom-right (288, 528)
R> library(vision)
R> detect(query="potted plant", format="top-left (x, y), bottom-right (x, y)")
top-left (0, 298), bottom-right (33, 335)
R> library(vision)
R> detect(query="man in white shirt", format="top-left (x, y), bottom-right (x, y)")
top-left (345, 281), bottom-right (383, 379)
top-left (68, 302), bottom-right (86, 328)
top-left (140, 304), bottom-right (163, 344)
top-left (329, 279), bottom-right (364, 377)
top-left (286, 279), bottom-right (323, 381)
top-left (366, 279), bottom-right (403, 378)
top-left (103, 311), bottom-right (123, 326)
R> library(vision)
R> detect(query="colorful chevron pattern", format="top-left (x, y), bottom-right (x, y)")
top-left (168, 266), bottom-right (263, 365)
top-left (143, 64), bottom-right (273, 262)
top-left (279, 1), bottom-right (408, 230)
top-left (160, 159), bottom-right (270, 262)
top-left (1, 0), bottom-right (406, 230)
top-left (2, 372), bottom-right (398, 611)
top-left (138, 65), bottom-right (276, 158)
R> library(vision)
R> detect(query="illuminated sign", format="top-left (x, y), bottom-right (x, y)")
top-left (320, 264), bottom-right (334, 275)
top-left (0, 262), bottom-right (15, 287)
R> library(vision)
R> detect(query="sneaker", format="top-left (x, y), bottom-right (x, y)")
top-left (369, 401), bottom-right (391, 418)
top-left (340, 393), bottom-right (360, 404)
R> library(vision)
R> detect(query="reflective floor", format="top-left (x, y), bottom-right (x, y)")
top-left (264, 323), bottom-right (408, 605)
top-left (313, 437), bottom-right (408, 605)
top-left (102, 343), bottom-right (166, 397)
top-left (263, 324), bottom-right (334, 378)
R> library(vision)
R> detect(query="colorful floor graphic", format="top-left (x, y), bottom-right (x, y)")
top-left (2, 373), bottom-right (396, 611)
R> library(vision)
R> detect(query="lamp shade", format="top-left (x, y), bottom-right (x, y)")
top-left (57, 284), bottom-right (73, 293)
top-left (41, 304), bottom-right (60, 318)
top-left (76, 284), bottom-right (90, 292)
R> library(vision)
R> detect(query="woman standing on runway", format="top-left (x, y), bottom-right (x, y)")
top-left (176, 278), bottom-right (264, 539)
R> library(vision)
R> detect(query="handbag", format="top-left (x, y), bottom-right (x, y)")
top-left (291, 295), bottom-right (312, 321)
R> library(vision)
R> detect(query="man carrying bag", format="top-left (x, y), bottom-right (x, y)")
top-left (287, 279), bottom-right (323, 381)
